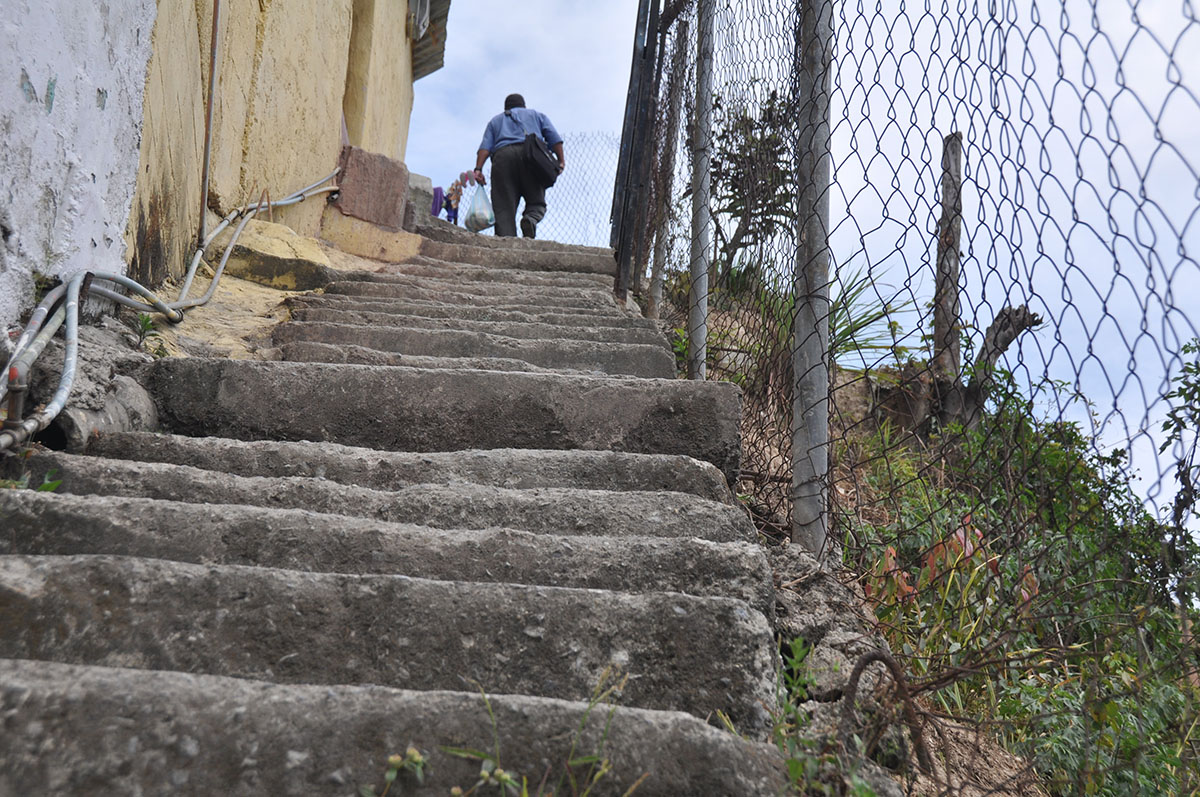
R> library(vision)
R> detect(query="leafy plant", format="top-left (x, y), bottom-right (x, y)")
top-left (368, 671), bottom-right (646, 797)
top-left (1, 461), bottom-right (61, 492)
top-left (133, 313), bottom-right (160, 348)
top-left (838, 368), bottom-right (1200, 794)
top-left (358, 747), bottom-right (427, 797)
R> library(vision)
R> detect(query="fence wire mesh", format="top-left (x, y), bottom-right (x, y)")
top-left (619, 0), bottom-right (1200, 792)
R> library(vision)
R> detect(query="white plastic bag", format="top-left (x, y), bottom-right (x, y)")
top-left (464, 186), bottom-right (494, 232)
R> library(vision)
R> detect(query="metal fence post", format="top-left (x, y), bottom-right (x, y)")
top-left (612, 0), bottom-right (659, 304)
top-left (688, 0), bottom-right (715, 381)
top-left (791, 0), bottom-right (834, 555)
top-left (647, 19), bottom-right (689, 320)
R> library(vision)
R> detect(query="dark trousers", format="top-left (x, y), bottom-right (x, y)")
top-left (490, 143), bottom-right (547, 237)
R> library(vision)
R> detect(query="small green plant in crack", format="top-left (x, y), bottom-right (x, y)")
top-left (363, 669), bottom-right (646, 797)
top-left (133, 313), bottom-right (160, 348)
top-left (358, 746), bottom-right (427, 796)
top-left (0, 457), bottom-right (61, 492)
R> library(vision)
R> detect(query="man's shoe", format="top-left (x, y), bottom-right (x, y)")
top-left (520, 217), bottom-right (537, 239)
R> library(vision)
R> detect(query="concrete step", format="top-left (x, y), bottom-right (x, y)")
top-left (367, 256), bottom-right (614, 289)
top-left (333, 272), bottom-right (616, 302)
top-left (0, 555), bottom-right (777, 733)
top-left (288, 293), bottom-right (652, 326)
top-left (324, 280), bottom-right (621, 312)
top-left (84, 431), bottom-right (734, 502)
top-left (414, 226), bottom-right (617, 276)
top-left (271, 322), bottom-right (675, 378)
top-left (273, 341), bottom-right (581, 373)
top-left (147, 359), bottom-right (742, 483)
top-left (16, 452), bottom-right (755, 543)
top-left (288, 306), bottom-right (667, 346)
top-left (0, 659), bottom-right (787, 795)
top-left (0, 490), bottom-right (770, 613)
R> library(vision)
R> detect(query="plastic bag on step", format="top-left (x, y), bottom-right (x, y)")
top-left (463, 186), bottom-right (494, 232)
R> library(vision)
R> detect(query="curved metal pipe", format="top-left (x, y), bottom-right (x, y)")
top-left (0, 274), bottom-right (85, 452)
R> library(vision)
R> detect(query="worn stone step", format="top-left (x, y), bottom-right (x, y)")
top-left (84, 432), bottom-right (733, 502)
top-left (148, 359), bottom-right (742, 482)
top-left (288, 306), bottom-right (667, 346)
top-left (0, 555), bottom-right (777, 733)
top-left (414, 228), bottom-right (617, 276)
top-left (324, 280), bottom-right (621, 311)
top-left (16, 452), bottom-right (754, 543)
top-left (0, 491), bottom-right (770, 612)
top-left (0, 659), bottom-right (787, 795)
top-left (271, 322), bottom-right (674, 378)
top-left (335, 272), bottom-right (615, 302)
top-left (273, 341), bottom-right (581, 373)
top-left (366, 256), bottom-right (614, 289)
top-left (288, 293), bottom-right (651, 326)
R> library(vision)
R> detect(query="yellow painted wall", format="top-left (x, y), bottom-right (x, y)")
top-left (125, 0), bottom-right (205, 288)
top-left (343, 0), bottom-right (415, 161)
top-left (129, 0), bottom-right (421, 285)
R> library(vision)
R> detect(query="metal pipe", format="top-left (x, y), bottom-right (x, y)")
top-left (0, 275), bottom-right (84, 452)
top-left (198, 0), bottom-right (222, 248)
top-left (90, 273), bottom-right (184, 322)
top-left (611, 0), bottom-right (655, 259)
top-left (790, 0), bottom-right (835, 557)
top-left (173, 206), bottom-right (260, 310)
top-left (175, 174), bottom-right (337, 307)
top-left (3, 304), bottom-right (67, 414)
top-left (687, 0), bottom-right (714, 381)
top-left (0, 171), bottom-right (344, 450)
top-left (2, 284), bottom-right (67, 404)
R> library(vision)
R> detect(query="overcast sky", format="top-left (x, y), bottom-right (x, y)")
top-left (405, 0), bottom-right (640, 194)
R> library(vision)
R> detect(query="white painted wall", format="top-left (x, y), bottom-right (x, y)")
top-left (0, 0), bottom-right (156, 327)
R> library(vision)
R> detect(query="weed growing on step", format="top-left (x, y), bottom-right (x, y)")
top-left (132, 313), bottom-right (167, 357)
top-left (0, 450), bottom-right (60, 491)
top-left (773, 638), bottom-right (882, 796)
top-left (358, 747), bottom-right (427, 796)
top-left (361, 669), bottom-right (647, 797)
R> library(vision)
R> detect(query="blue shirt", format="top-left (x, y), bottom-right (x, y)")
top-left (478, 107), bottom-right (563, 154)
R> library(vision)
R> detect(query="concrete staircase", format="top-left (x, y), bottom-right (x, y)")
top-left (1, 231), bottom-right (787, 794)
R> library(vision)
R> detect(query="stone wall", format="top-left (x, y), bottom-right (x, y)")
top-left (0, 0), bottom-right (156, 328)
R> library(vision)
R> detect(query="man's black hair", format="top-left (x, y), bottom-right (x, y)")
top-left (504, 93), bottom-right (526, 110)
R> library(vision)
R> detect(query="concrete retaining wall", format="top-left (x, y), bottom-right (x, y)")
top-left (0, 0), bottom-right (156, 327)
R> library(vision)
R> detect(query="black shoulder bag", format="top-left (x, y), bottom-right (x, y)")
top-left (524, 133), bottom-right (559, 188)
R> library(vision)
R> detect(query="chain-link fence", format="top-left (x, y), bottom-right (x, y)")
top-left (615, 0), bottom-right (1200, 792)
top-left (440, 131), bottom-right (620, 247)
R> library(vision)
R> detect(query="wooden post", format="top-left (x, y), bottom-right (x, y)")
top-left (933, 131), bottom-right (964, 421)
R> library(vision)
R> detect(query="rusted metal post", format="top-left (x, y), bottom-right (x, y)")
top-left (790, 0), bottom-right (834, 555)
top-left (647, 19), bottom-right (689, 319)
top-left (687, 0), bottom-right (714, 380)
top-left (198, 0), bottom-right (222, 247)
